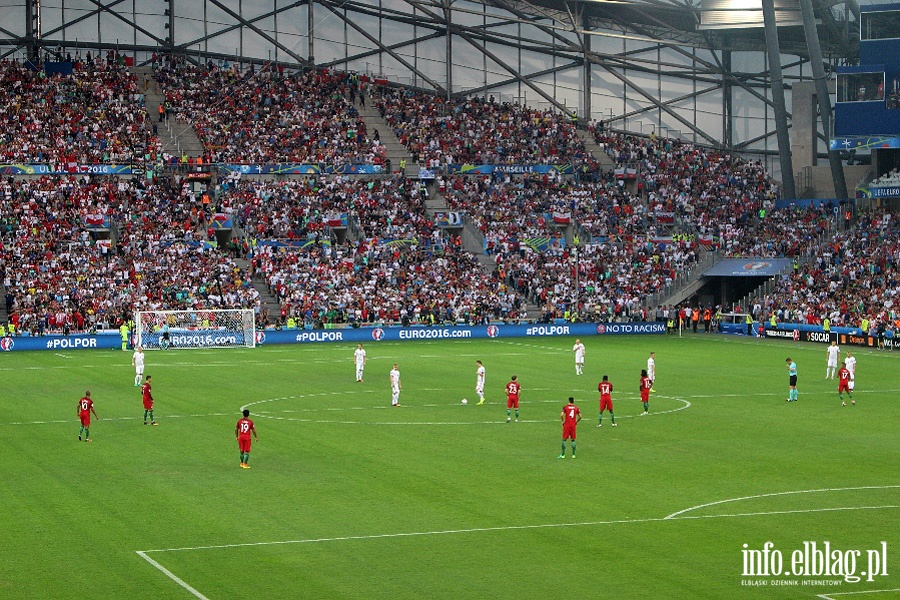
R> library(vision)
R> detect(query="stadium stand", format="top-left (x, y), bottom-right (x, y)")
top-left (0, 58), bottom-right (160, 165)
top-left (154, 64), bottom-right (385, 166)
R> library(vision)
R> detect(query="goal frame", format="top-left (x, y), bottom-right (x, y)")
top-left (134, 309), bottom-right (256, 350)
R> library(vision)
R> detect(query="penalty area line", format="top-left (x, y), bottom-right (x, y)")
top-left (665, 485), bottom-right (900, 519)
top-left (817, 589), bottom-right (900, 599)
top-left (136, 551), bottom-right (210, 600)
top-left (139, 504), bottom-right (900, 555)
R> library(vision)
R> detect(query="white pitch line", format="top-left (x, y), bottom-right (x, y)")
top-left (665, 485), bottom-right (900, 520)
top-left (138, 504), bottom-right (900, 555)
top-left (0, 412), bottom-right (233, 427)
top-left (251, 397), bottom-right (691, 425)
top-left (136, 551), bottom-right (210, 600)
top-left (817, 588), bottom-right (900, 599)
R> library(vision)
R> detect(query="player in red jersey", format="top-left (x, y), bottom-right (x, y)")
top-left (236, 409), bottom-right (259, 468)
top-left (639, 369), bottom-right (652, 415)
top-left (77, 391), bottom-right (98, 441)
top-left (505, 375), bottom-right (521, 422)
top-left (141, 375), bottom-right (157, 425)
top-left (597, 375), bottom-right (616, 427)
top-left (837, 361), bottom-right (854, 406)
top-left (559, 397), bottom-right (582, 459)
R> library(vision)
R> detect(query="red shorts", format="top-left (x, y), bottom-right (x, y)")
top-left (143, 399), bottom-right (153, 410)
top-left (79, 414), bottom-right (91, 427)
top-left (507, 396), bottom-right (519, 409)
top-left (640, 392), bottom-right (650, 402)
top-left (838, 381), bottom-right (850, 393)
top-left (238, 437), bottom-right (252, 453)
top-left (563, 424), bottom-right (577, 440)
top-left (599, 398), bottom-right (614, 412)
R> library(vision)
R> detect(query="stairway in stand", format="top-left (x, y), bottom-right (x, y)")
top-left (234, 258), bottom-right (282, 326)
top-left (130, 65), bottom-right (206, 159)
top-left (355, 93), bottom-right (416, 177)
top-left (575, 127), bottom-right (616, 171)
top-left (0, 274), bottom-right (7, 327)
top-left (427, 185), bottom-right (544, 321)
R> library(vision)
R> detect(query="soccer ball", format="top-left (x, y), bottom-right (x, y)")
top-left (461, 398), bottom-right (468, 405)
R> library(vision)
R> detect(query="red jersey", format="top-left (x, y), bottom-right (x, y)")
top-left (506, 381), bottom-right (521, 400)
top-left (837, 368), bottom-right (851, 384)
top-left (640, 376), bottom-right (652, 401)
top-left (236, 417), bottom-right (254, 439)
top-left (598, 381), bottom-right (613, 400)
top-left (562, 403), bottom-right (581, 425)
top-left (141, 382), bottom-right (153, 402)
top-left (78, 396), bottom-right (93, 416)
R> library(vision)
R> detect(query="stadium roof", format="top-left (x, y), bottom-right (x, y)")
top-left (478, 0), bottom-right (859, 58)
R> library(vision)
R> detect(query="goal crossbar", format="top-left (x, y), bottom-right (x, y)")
top-left (134, 309), bottom-right (256, 350)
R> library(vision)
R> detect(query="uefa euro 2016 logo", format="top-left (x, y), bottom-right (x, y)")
top-left (486, 325), bottom-right (500, 338)
top-left (0, 337), bottom-right (13, 351)
top-left (596, 324), bottom-right (607, 334)
top-left (254, 332), bottom-right (266, 345)
top-left (371, 328), bottom-right (385, 341)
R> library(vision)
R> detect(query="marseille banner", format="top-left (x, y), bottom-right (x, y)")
top-left (447, 164), bottom-right (575, 175)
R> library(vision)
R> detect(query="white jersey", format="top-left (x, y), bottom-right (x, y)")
top-left (826, 345), bottom-right (840, 366)
top-left (354, 348), bottom-right (367, 366)
top-left (390, 368), bottom-right (401, 390)
top-left (573, 343), bottom-right (585, 362)
top-left (476, 366), bottom-right (485, 391)
top-left (647, 357), bottom-right (656, 380)
top-left (844, 355), bottom-right (856, 378)
top-left (132, 350), bottom-right (145, 371)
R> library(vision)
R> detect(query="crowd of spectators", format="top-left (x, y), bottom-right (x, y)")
top-left (439, 169), bottom-right (699, 320)
top-left (0, 175), bottom-right (259, 335)
top-left (154, 63), bottom-right (385, 166)
top-left (1, 58), bottom-right (898, 335)
top-left (231, 174), bottom-right (527, 326)
top-left (746, 209), bottom-right (898, 333)
top-left (222, 175), bottom-right (434, 242)
top-left (253, 239), bottom-right (524, 328)
top-left (0, 57), bottom-right (160, 166)
top-left (374, 89), bottom-right (588, 168)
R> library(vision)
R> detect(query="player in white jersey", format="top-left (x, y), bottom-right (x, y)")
top-left (826, 341), bottom-right (840, 379)
top-left (572, 339), bottom-right (586, 375)
top-left (647, 352), bottom-right (656, 392)
top-left (354, 343), bottom-right (367, 382)
top-left (132, 346), bottom-right (145, 386)
top-left (390, 364), bottom-right (402, 406)
top-left (844, 351), bottom-right (856, 390)
top-left (475, 360), bottom-right (486, 405)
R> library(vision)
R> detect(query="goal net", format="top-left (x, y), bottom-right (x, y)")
top-left (134, 309), bottom-right (256, 350)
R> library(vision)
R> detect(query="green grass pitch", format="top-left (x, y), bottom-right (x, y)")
top-left (2, 334), bottom-right (898, 599)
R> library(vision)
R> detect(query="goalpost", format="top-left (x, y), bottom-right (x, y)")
top-left (134, 309), bottom-right (257, 350)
